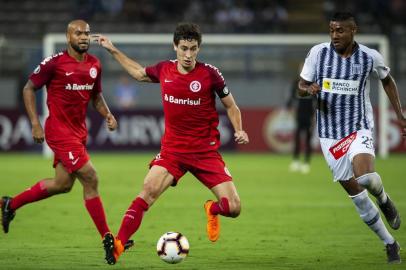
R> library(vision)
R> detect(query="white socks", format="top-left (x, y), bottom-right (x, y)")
top-left (350, 190), bottom-right (394, 245)
top-left (356, 172), bottom-right (388, 204)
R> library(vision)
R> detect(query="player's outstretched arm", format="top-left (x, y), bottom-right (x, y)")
top-left (23, 80), bottom-right (44, 144)
top-left (298, 78), bottom-right (320, 97)
top-left (220, 94), bottom-right (249, 144)
top-left (381, 74), bottom-right (406, 137)
top-left (92, 92), bottom-right (118, 131)
top-left (92, 34), bottom-right (152, 82)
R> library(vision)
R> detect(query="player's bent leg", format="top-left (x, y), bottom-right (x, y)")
top-left (356, 172), bottom-right (401, 230)
top-left (114, 166), bottom-right (172, 260)
top-left (47, 163), bottom-right (76, 194)
top-left (205, 181), bottom-right (241, 242)
top-left (349, 189), bottom-right (400, 262)
top-left (211, 181), bottom-right (241, 217)
top-left (1, 173), bottom-right (64, 233)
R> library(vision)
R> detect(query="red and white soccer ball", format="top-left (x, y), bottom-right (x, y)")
top-left (156, 232), bottom-right (189, 264)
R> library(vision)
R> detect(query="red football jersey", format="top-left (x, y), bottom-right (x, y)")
top-left (146, 60), bottom-right (230, 153)
top-left (29, 51), bottom-right (102, 142)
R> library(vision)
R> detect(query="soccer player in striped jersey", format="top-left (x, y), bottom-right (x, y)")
top-left (298, 12), bottom-right (406, 264)
top-left (93, 23), bottom-right (249, 265)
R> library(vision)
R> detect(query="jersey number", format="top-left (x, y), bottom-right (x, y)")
top-left (361, 136), bottom-right (373, 149)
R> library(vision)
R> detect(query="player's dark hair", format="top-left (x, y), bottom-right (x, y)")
top-left (173, 23), bottom-right (202, 46)
top-left (331, 12), bottom-right (357, 24)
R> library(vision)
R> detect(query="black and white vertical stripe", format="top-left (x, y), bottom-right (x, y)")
top-left (315, 43), bottom-right (374, 139)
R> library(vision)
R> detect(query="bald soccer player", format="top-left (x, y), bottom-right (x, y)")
top-left (0, 20), bottom-right (127, 254)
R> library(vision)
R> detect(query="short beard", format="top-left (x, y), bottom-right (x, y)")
top-left (71, 43), bottom-right (89, 53)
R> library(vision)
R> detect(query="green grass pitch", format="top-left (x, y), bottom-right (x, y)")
top-left (0, 153), bottom-right (404, 270)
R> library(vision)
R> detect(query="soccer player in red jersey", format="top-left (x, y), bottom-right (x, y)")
top-left (93, 23), bottom-right (249, 264)
top-left (1, 20), bottom-right (119, 250)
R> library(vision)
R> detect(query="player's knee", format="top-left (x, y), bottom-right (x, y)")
top-left (228, 197), bottom-right (241, 218)
top-left (356, 172), bottom-right (382, 191)
top-left (81, 169), bottom-right (99, 190)
top-left (83, 169), bottom-right (98, 183)
top-left (55, 181), bottom-right (74, 193)
top-left (142, 182), bottom-right (160, 203)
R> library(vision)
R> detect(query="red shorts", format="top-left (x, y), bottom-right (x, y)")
top-left (149, 150), bottom-right (232, 189)
top-left (47, 139), bottom-right (90, 173)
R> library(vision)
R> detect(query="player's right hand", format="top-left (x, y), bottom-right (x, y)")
top-left (307, 83), bottom-right (321, 95)
top-left (32, 123), bottom-right (44, 144)
top-left (234, 130), bottom-right (249, 144)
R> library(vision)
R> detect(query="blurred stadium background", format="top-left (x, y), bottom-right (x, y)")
top-left (0, 0), bottom-right (405, 154)
top-left (1, 1), bottom-right (406, 270)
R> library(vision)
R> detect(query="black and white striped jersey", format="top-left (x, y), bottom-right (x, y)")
top-left (300, 42), bottom-right (390, 139)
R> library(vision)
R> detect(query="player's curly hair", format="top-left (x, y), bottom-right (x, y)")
top-left (173, 23), bottom-right (202, 46)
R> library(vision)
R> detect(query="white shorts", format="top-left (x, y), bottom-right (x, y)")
top-left (320, 129), bottom-right (375, 181)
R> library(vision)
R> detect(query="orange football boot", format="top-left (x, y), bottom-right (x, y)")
top-left (204, 200), bottom-right (220, 242)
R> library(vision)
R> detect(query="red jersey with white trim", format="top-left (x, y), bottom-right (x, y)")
top-left (146, 60), bottom-right (230, 153)
top-left (29, 51), bottom-right (102, 142)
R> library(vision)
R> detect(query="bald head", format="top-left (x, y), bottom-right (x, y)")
top-left (66, 20), bottom-right (91, 54)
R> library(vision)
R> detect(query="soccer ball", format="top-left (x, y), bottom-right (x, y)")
top-left (156, 232), bottom-right (189, 264)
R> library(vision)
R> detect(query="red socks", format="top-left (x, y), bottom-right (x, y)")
top-left (210, 197), bottom-right (231, 216)
top-left (10, 180), bottom-right (50, 210)
top-left (117, 197), bottom-right (149, 244)
top-left (85, 196), bottom-right (110, 237)
top-left (9, 180), bottom-right (110, 238)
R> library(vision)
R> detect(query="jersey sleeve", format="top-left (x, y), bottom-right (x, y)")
top-left (145, 61), bottom-right (167, 83)
top-left (300, 44), bottom-right (323, 82)
top-left (370, 49), bottom-right (390, 79)
top-left (94, 62), bottom-right (102, 93)
top-left (29, 56), bottom-right (57, 89)
top-left (207, 64), bottom-right (229, 98)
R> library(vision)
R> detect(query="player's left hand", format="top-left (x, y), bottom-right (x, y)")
top-left (91, 34), bottom-right (115, 53)
top-left (398, 115), bottom-right (406, 137)
top-left (106, 113), bottom-right (118, 131)
top-left (234, 130), bottom-right (249, 144)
